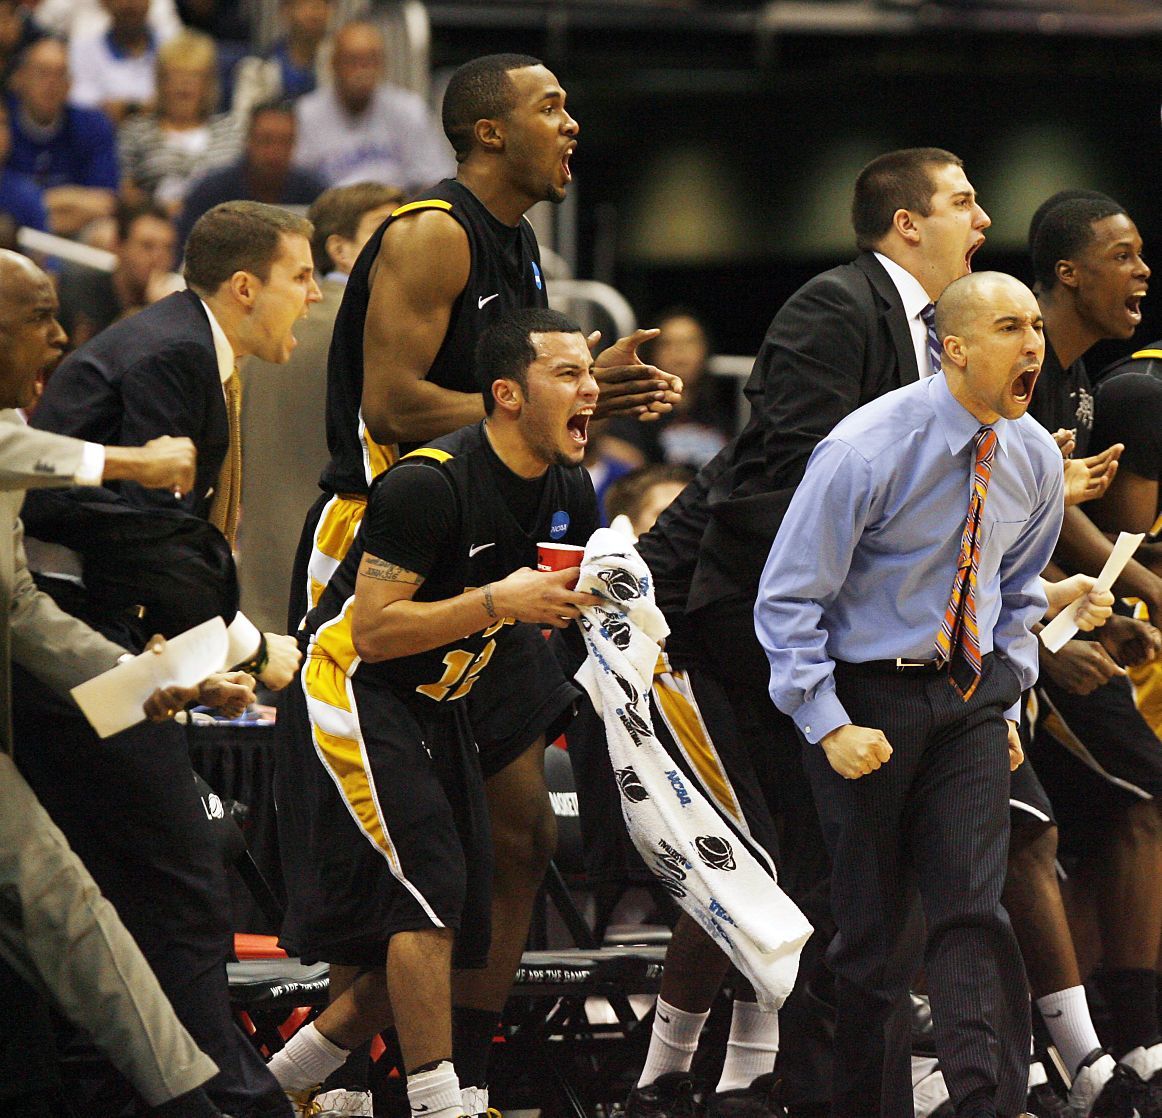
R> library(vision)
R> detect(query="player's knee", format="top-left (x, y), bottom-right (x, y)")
top-left (492, 795), bottom-right (557, 885)
top-left (1115, 796), bottom-right (1162, 848)
top-left (1007, 818), bottom-right (1059, 878)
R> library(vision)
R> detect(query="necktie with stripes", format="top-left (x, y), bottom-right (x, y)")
top-left (935, 425), bottom-right (998, 700)
top-left (209, 367), bottom-right (242, 550)
top-left (920, 302), bottom-right (942, 377)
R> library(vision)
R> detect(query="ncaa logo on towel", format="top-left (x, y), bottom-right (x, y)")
top-left (532, 260), bottom-right (543, 290)
top-left (550, 511), bottom-right (569, 540)
top-left (666, 769), bottom-right (692, 807)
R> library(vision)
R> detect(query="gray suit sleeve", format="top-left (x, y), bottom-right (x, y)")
top-left (9, 516), bottom-right (124, 694)
top-left (0, 414), bottom-right (88, 492)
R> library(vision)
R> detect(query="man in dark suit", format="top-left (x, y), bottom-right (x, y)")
top-left (629, 149), bottom-right (993, 1118)
top-left (28, 200), bottom-right (317, 684)
top-left (14, 203), bottom-right (326, 1118)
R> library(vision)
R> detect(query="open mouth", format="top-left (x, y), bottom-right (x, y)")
top-left (561, 145), bottom-right (574, 183)
top-left (1011, 364), bottom-right (1039, 404)
top-left (1126, 291), bottom-right (1146, 324)
top-left (567, 409), bottom-right (591, 445)
top-left (965, 238), bottom-right (984, 272)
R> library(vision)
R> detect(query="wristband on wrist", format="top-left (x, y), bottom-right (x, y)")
top-left (234, 633), bottom-right (269, 676)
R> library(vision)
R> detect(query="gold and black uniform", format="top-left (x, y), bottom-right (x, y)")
top-left (276, 422), bottom-right (595, 967)
top-left (287, 180), bottom-right (563, 778)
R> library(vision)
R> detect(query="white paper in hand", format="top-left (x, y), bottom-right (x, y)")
top-left (71, 617), bottom-right (229, 738)
top-left (1040, 531), bottom-right (1145, 653)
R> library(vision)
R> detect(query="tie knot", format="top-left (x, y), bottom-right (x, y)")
top-left (974, 425), bottom-right (997, 463)
top-left (920, 302), bottom-right (936, 327)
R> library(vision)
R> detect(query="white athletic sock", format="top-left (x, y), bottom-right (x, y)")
top-left (407, 1060), bottom-right (462, 1118)
top-left (1037, 986), bottom-right (1102, 1078)
top-left (461, 1085), bottom-right (489, 1115)
top-left (716, 1000), bottom-right (779, 1094)
top-left (266, 1021), bottom-right (349, 1090)
top-left (637, 998), bottom-right (710, 1088)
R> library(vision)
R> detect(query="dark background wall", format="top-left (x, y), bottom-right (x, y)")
top-left (429, 5), bottom-right (1162, 371)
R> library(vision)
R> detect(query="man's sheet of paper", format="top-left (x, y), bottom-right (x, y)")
top-left (71, 618), bottom-right (229, 738)
top-left (1040, 531), bottom-right (1145, 653)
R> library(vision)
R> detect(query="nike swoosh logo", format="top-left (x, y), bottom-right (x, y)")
top-left (1042, 1009), bottom-right (1063, 1018)
top-left (657, 1011), bottom-right (671, 1023)
top-left (469, 543), bottom-right (495, 557)
top-left (478, 293), bottom-right (500, 309)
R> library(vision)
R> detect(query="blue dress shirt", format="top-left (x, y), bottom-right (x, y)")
top-left (754, 373), bottom-right (1064, 744)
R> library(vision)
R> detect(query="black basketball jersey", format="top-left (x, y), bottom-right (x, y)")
top-left (320, 179), bottom-right (549, 497)
top-left (305, 422), bottom-right (594, 710)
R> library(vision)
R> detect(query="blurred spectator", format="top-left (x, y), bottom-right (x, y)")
top-left (174, 0), bottom-right (252, 44)
top-left (33, 0), bottom-right (181, 42)
top-left (605, 462), bottom-right (696, 539)
top-left (69, 0), bottom-right (172, 124)
top-left (292, 20), bottom-right (453, 190)
top-left (0, 100), bottom-right (48, 233)
top-left (177, 99), bottom-right (326, 246)
top-left (57, 199), bottom-right (177, 350)
top-left (239, 180), bottom-right (402, 631)
top-left (308, 180), bottom-right (402, 280)
top-left (0, 0), bottom-right (45, 85)
top-left (602, 307), bottom-right (737, 469)
top-left (6, 38), bottom-right (118, 236)
top-left (118, 29), bottom-right (242, 214)
top-left (232, 0), bottom-right (334, 119)
top-left (175, 0), bottom-right (254, 106)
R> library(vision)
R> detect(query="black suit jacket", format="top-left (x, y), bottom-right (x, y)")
top-left (31, 289), bottom-right (227, 520)
top-left (642, 252), bottom-right (922, 614)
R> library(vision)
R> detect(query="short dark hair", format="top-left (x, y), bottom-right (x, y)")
top-left (475, 307), bottom-right (583, 414)
top-left (1026, 189), bottom-right (1110, 258)
top-left (851, 147), bottom-right (964, 251)
top-left (248, 97), bottom-right (296, 131)
top-left (604, 463), bottom-right (695, 527)
top-left (183, 201), bottom-right (313, 295)
top-left (1029, 191), bottom-right (1126, 290)
top-left (115, 198), bottom-right (171, 242)
top-left (308, 182), bottom-right (405, 272)
top-left (441, 53), bottom-right (542, 162)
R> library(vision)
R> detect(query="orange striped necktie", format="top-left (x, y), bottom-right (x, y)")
top-left (935, 425), bottom-right (998, 700)
top-left (209, 367), bottom-right (242, 550)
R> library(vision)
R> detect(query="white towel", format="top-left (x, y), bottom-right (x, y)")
top-left (574, 528), bottom-right (812, 1010)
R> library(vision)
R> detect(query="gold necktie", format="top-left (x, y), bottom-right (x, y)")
top-left (210, 368), bottom-right (242, 549)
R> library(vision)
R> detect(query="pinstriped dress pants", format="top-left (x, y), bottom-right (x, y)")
top-left (802, 654), bottom-right (1030, 1118)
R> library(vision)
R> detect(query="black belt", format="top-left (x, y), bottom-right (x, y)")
top-left (844, 657), bottom-right (945, 675)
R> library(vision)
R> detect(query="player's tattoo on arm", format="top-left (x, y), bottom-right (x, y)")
top-left (482, 583), bottom-right (497, 619)
top-left (363, 557), bottom-right (422, 584)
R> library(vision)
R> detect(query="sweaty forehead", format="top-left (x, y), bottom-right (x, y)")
top-left (508, 64), bottom-right (563, 104)
top-left (532, 330), bottom-right (587, 361)
top-left (274, 232), bottom-right (313, 267)
top-left (1086, 212), bottom-right (1139, 251)
top-left (0, 267), bottom-right (52, 316)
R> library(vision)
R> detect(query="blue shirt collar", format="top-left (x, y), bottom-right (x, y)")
top-left (928, 371), bottom-right (1012, 458)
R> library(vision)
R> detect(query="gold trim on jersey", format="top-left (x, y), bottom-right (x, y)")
top-left (307, 494), bottom-right (368, 612)
top-left (651, 653), bottom-right (747, 828)
top-left (401, 446), bottom-right (454, 465)
top-left (1131, 349), bottom-right (1162, 360)
top-left (357, 411), bottom-right (398, 489)
top-left (389, 198), bottom-right (454, 218)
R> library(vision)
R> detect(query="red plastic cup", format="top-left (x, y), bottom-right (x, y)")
top-left (537, 542), bottom-right (585, 589)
